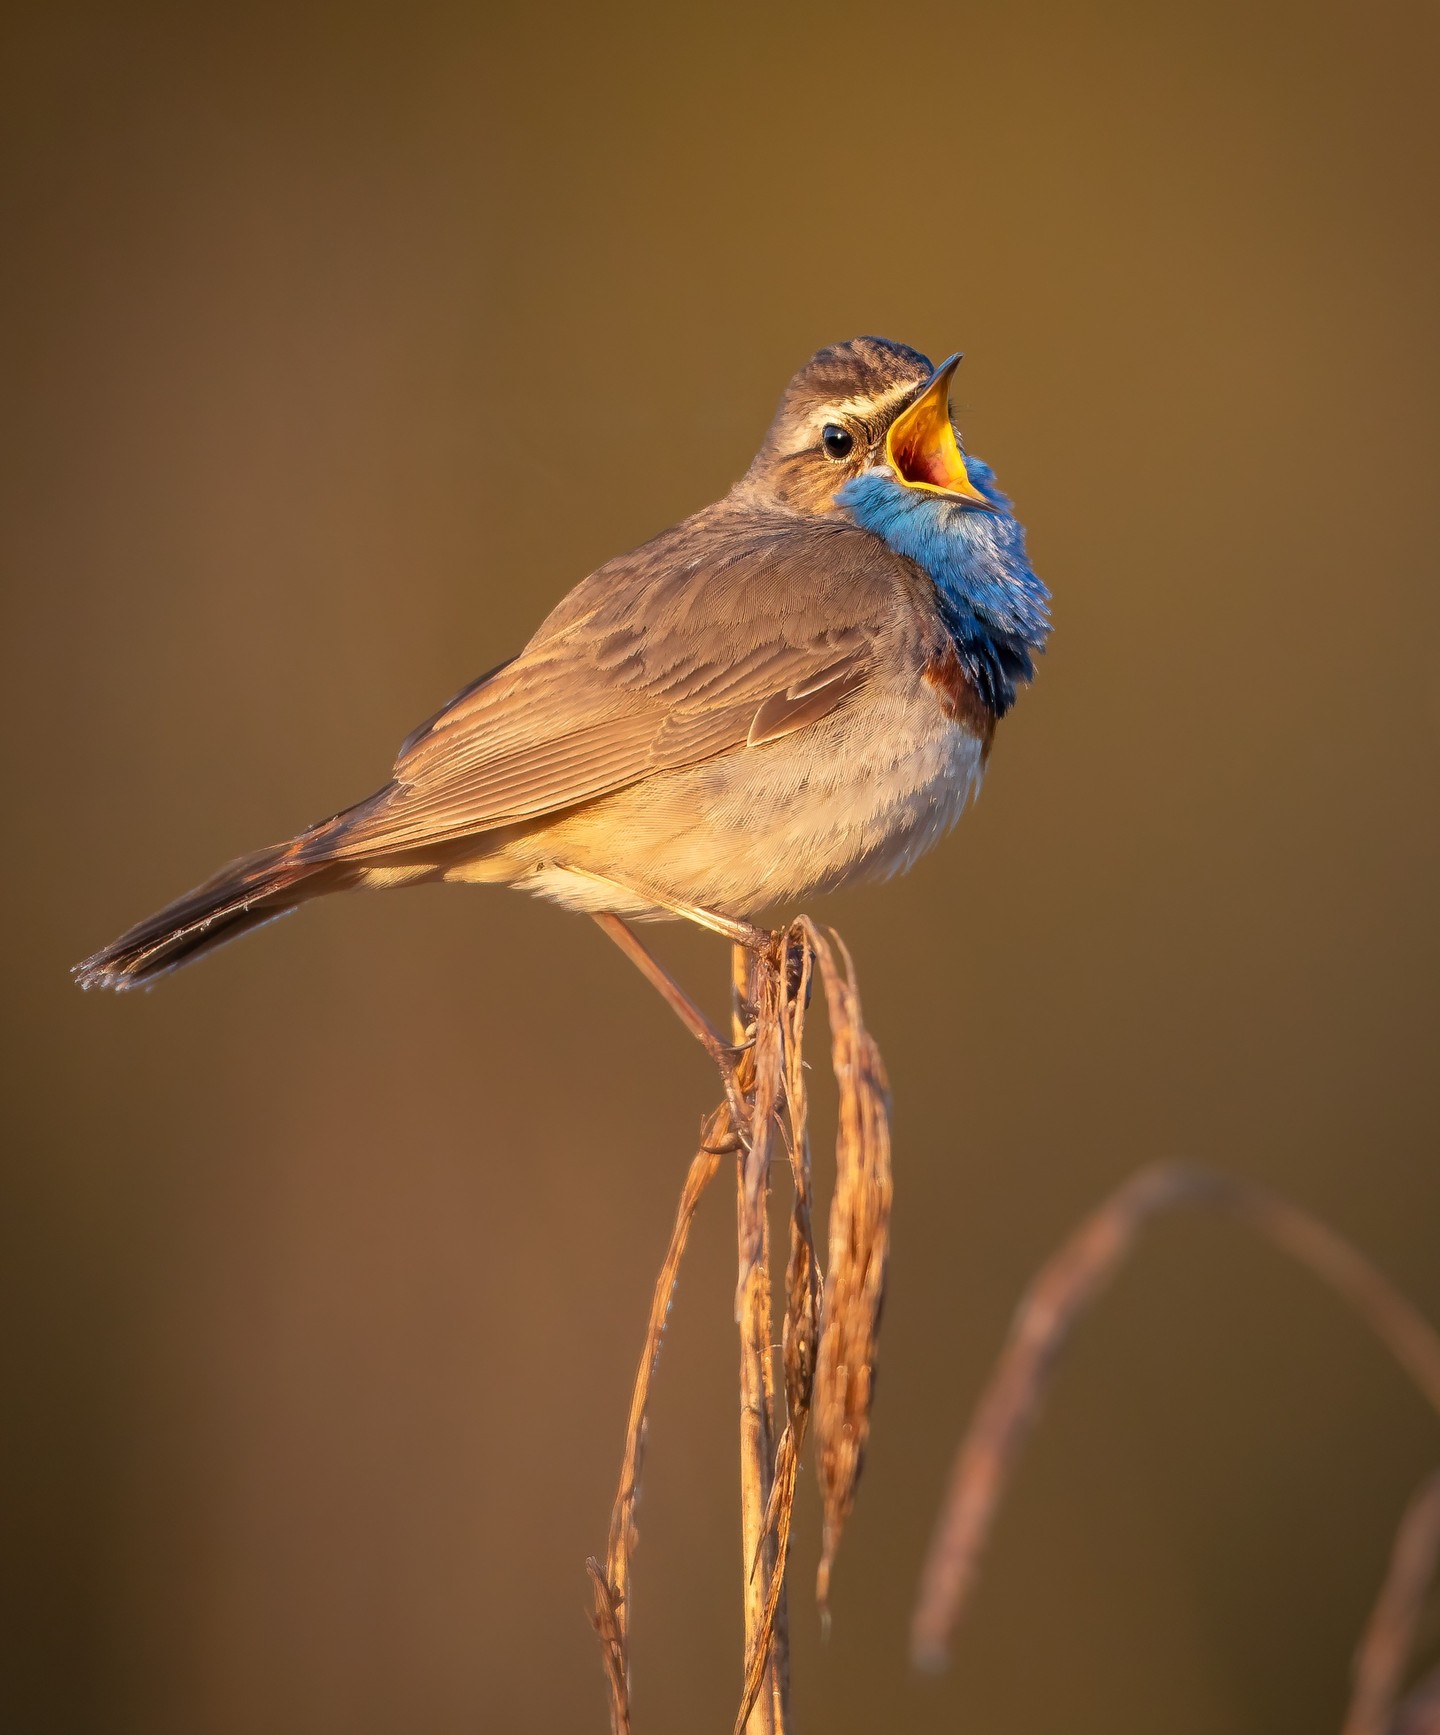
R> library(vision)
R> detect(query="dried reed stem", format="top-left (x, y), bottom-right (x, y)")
top-left (800, 920), bottom-right (893, 1614)
top-left (910, 1159), bottom-right (1440, 1735)
top-left (736, 1222), bottom-right (785, 1733)
top-left (1342, 1470), bottom-right (1440, 1735)
top-left (733, 940), bottom-right (787, 1734)
top-left (735, 932), bottom-right (822, 1731)
top-left (1393, 1666), bottom-right (1440, 1735)
top-left (588, 1108), bottom-right (730, 1735)
top-left (591, 920), bottom-right (891, 1734)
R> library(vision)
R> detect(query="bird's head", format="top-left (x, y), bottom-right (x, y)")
top-left (741, 335), bottom-right (991, 516)
top-left (744, 336), bottom-right (1049, 716)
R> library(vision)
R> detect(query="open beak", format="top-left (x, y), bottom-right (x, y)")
top-left (885, 354), bottom-right (990, 506)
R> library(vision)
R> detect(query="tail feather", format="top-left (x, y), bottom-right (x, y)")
top-left (72, 841), bottom-right (353, 991)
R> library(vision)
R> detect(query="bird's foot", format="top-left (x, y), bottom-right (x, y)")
top-left (732, 929), bottom-right (812, 1027)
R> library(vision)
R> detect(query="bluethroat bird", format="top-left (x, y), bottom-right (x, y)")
top-left (74, 337), bottom-right (1048, 992)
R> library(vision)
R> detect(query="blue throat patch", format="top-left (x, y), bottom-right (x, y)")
top-left (837, 460), bottom-right (1049, 717)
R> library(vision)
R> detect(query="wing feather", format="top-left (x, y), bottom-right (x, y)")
top-left (315, 511), bottom-right (927, 861)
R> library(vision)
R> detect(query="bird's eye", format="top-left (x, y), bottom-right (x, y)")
top-left (821, 423), bottom-right (854, 460)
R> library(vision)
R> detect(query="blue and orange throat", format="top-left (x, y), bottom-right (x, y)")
top-left (837, 460), bottom-right (1049, 717)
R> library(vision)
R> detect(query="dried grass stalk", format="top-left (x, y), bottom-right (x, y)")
top-left (736, 1198), bottom-right (785, 1734)
top-left (1342, 1470), bottom-right (1440, 1735)
top-left (1393, 1666), bottom-right (1440, 1735)
top-left (588, 1107), bottom-right (730, 1735)
top-left (910, 1159), bottom-right (1440, 1735)
top-left (911, 1161), bottom-right (1440, 1666)
top-left (734, 929), bottom-right (822, 1735)
top-left (779, 928), bottom-right (821, 1440)
top-left (736, 941), bottom-right (785, 1303)
top-left (731, 939), bottom-right (787, 1734)
top-left (799, 919), bottom-right (893, 1614)
top-left (591, 920), bottom-right (892, 1733)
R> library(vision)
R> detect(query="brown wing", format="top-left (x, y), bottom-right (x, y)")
top-left (745, 654), bottom-right (871, 747)
top-left (309, 509), bottom-right (926, 862)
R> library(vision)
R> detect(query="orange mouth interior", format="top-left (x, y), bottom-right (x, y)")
top-left (886, 362), bottom-right (989, 504)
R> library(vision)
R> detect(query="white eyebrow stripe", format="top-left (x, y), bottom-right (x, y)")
top-left (816, 384), bottom-right (916, 424)
top-left (786, 382), bottom-right (921, 452)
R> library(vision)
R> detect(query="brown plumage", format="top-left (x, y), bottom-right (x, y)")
top-left (74, 337), bottom-right (1040, 991)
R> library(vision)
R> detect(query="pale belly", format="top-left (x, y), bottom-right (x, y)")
top-left (442, 687), bottom-right (989, 921)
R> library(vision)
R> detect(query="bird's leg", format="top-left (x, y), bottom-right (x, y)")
top-left (556, 861), bottom-right (771, 952)
top-left (658, 898), bottom-right (771, 952)
top-left (592, 913), bottom-right (752, 1133)
top-left (593, 912), bottom-right (733, 1058)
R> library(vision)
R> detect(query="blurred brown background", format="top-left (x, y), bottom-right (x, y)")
top-left (3, 2), bottom-right (1438, 1730)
